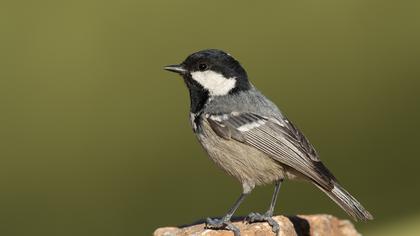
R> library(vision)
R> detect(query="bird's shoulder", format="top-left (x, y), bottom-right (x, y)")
top-left (203, 88), bottom-right (283, 118)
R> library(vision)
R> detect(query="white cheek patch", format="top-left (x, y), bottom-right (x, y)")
top-left (190, 70), bottom-right (236, 96)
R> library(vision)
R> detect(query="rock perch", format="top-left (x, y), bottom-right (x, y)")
top-left (154, 214), bottom-right (361, 236)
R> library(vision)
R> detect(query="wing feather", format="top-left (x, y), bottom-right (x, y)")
top-left (206, 112), bottom-right (336, 190)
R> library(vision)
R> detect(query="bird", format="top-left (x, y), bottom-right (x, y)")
top-left (164, 49), bottom-right (373, 236)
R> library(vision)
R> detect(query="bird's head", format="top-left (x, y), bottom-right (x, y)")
top-left (165, 49), bottom-right (251, 97)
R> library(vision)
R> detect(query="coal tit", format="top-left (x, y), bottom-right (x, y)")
top-left (165, 49), bottom-right (372, 236)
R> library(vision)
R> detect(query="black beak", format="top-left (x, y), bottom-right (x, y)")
top-left (164, 64), bottom-right (187, 74)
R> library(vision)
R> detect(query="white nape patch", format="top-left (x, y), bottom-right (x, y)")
top-left (237, 120), bottom-right (266, 132)
top-left (190, 70), bottom-right (236, 96)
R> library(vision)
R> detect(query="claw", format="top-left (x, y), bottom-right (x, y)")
top-left (205, 217), bottom-right (240, 236)
top-left (244, 212), bottom-right (280, 236)
top-left (225, 222), bottom-right (240, 236)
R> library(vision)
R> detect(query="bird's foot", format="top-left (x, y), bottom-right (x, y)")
top-left (205, 217), bottom-right (240, 236)
top-left (244, 212), bottom-right (279, 235)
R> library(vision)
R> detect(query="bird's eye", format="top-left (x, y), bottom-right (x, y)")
top-left (198, 63), bottom-right (208, 71)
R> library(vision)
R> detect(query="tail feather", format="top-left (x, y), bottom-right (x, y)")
top-left (317, 183), bottom-right (373, 221)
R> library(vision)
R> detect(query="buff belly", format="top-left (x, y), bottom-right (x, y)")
top-left (197, 120), bottom-right (292, 189)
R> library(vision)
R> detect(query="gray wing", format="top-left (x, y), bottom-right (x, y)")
top-left (206, 112), bottom-right (337, 190)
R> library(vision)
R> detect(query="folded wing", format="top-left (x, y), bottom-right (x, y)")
top-left (206, 112), bottom-right (337, 190)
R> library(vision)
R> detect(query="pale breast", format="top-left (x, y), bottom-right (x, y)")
top-left (196, 120), bottom-right (288, 188)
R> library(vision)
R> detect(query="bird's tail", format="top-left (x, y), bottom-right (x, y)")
top-left (317, 183), bottom-right (373, 221)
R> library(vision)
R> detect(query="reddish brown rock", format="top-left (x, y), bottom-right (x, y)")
top-left (153, 215), bottom-right (361, 236)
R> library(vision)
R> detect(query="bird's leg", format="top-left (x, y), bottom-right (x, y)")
top-left (267, 179), bottom-right (282, 216)
top-left (205, 191), bottom-right (249, 236)
top-left (245, 179), bottom-right (283, 235)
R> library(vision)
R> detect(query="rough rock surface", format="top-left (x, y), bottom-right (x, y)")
top-left (154, 214), bottom-right (361, 236)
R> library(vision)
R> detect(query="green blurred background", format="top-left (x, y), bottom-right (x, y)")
top-left (1, 0), bottom-right (419, 235)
